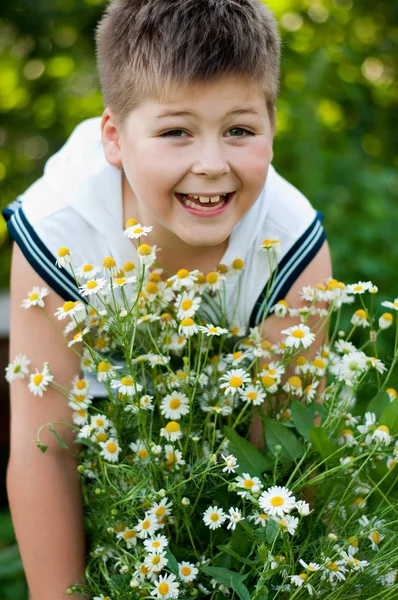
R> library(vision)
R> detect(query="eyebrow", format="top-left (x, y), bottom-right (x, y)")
top-left (154, 108), bottom-right (263, 119)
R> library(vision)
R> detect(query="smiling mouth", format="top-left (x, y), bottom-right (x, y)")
top-left (174, 192), bottom-right (235, 212)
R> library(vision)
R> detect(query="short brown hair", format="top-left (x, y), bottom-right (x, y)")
top-left (95, 0), bottom-right (281, 130)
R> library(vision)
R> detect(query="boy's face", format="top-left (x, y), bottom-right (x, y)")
top-left (102, 75), bottom-right (274, 250)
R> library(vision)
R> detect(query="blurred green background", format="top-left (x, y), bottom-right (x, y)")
top-left (0, 0), bottom-right (397, 597)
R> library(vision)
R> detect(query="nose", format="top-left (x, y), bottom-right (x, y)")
top-left (191, 140), bottom-right (231, 178)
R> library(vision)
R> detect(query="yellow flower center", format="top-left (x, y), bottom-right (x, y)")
top-left (124, 530), bottom-right (136, 539)
top-left (165, 421), bottom-right (180, 433)
top-left (102, 256), bottom-right (116, 269)
top-left (62, 301), bottom-right (75, 312)
top-left (95, 418), bottom-right (104, 427)
top-left (312, 358), bottom-right (326, 368)
top-left (138, 449), bottom-right (149, 459)
top-left (124, 261), bottom-right (135, 271)
top-left (76, 380), bottom-right (86, 390)
top-left (97, 432), bottom-right (108, 442)
top-left (98, 361), bottom-right (110, 372)
top-left (82, 264), bottom-right (93, 272)
top-left (121, 377), bottom-right (133, 386)
top-left (388, 459), bottom-right (397, 469)
top-left (29, 293), bottom-right (39, 301)
top-left (243, 479), bottom-right (254, 489)
top-left (145, 282), bottom-right (159, 295)
top-left (33, 374), bottom-right (43, 385)
top-left (169, 398), bottom-right (181, 409)
top-left (287, 376), bottom-right (302, 389)
top-left (158, 583), bottom-right (169, 595)
top-left (261, 340), bottom-right (271, 350)
top-left (168, 453), bottom-right (176, 463)
top-left (210, 513), bottom-right (220, 522)
top-left (195, 273), bottom-right (206, 285)
top-left (152, 541), bottom-right (161, 548)
top-left (107, 442), bottom-right (117, 453)
top-left (355, 309), bottom-right (367, 319)
top-left (382, 313), bottom-right (393, 322)
top-left (126, 218), bottom-right (139, 227)
top-left (270, 496), bottom-right (284, 507)
top-left (229, 376), bottom-right (243, 388)
top-left (232, 258), bottom-right (244, 270)
top-left (58, 247), bottom-right (70, 257)
top-left (341, 429), bottom-right (353, 436)
top-left (78, 409), bottom-right (86, 417)
top-left (181, 566), bottom-right (191, 576)
top-left (133, 227), bottom-right (144, 234)
top-left (137, 244), bottom-right (152, 256)
top-left (142, 519), bottom-right (151, 529)
top-left (327, 562), bottom-right (338, 572)
top-left (347, 536), bottom-right (358, 547)
top-left (259, 513), bottom-right (268, 520)
top-left (206, 272), bottom-right (219, 284)
top-left (376, 425), bottom-right (389, 434)
top-left (152, 555), bottom-right (161, 565)
top-left (299, 573), bottom-right (308, 580)
top-left (155, 506), bottom-right (166, 517)
top-left (209, 327), bottom-right (219, 333)
top-left (181, 299), bottom-right (193, 310)
top-left (372, 531), bottom-right (381, 544)
top-left (181, 317), bottom-right (194, 327)
top-left (177, 268), bottom-right (189, 279)
top-left (247, 391), bottom-right (257, 401)
top-left (262, 239), bottom-right (279, 246)
top-left (262, 375), bottom-right (276, 388)
top-left (86, 280), bottom-right (98, 289)
top-left (232, 351), bottom-right (242, 360)
top-left (292, 330), bottom-right (305, 339)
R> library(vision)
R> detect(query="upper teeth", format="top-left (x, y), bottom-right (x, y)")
top-left (181, 193), bottom-right (228, 204)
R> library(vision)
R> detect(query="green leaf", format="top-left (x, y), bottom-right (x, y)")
top-left (266, 519), bottom-right (279, 544)
top-left (231, 576), bottom-right (251, 600)
top-left (223, 426), bottom-right (273, 476)
top-left (291, 401), bottom-right (316, 440)
top-left (48, 427), bottom-right (68, 449)
top-left (263, 418), bottom-right (305, 462)
top-left (307, 401), bottom-right (327, 421)
top-left (165, 548), bottom-right (179, 576)
top-left (217, 544), bottom-right (261, 566)
top-left (367, 390), bottom-right (391, 419)
top-left (309, 427), bottom-right (338, 459)
top-left (201, 566), bottom-right (248, 587)
top-left (380, 397), bottom-right (398, 435)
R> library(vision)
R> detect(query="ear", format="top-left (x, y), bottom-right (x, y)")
top-left (101, 108), bottom-right (123, 167)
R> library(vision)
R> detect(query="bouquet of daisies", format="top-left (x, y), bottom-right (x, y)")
top-left (7, 220), bottom-right (398, 600)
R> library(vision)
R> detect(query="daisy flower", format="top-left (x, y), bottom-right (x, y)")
top-left (226, 507), bottom-right (242, 530)
top-left (239, 384), bottom-right (266, 406)
top-left (258, 238), bottom-right (281, 254)
top-left (346, 281), bottom-right (373, 294)
top-left (75, 262), bottom-right (100, 280)
top-left (167, 268), bottom-right (200, 291)
top-left (143, 534), bottom-right (169, 554)
top-left (322, 559), bottom-right (347, 583)
top-left (97, 361), bottom-right (121, 382)
top-left (272, 300), bottom-right (289, 318)
top-left (54, 300), bottom-right (86, 321)
top-left (373, 425), bottom-right (391, 445)
top-left (357, 411), bottom-right (377, 434)
top-left (295, 500), bottom-right (311, 516)
top-left (111, 376), bottom-right (143, 396)
top-left (283, 376), bottom-right (303, 396)
top-left (229, 322), bottom-right (247, 337)
top-left (235, 473), bottom-right (263, 498)
top-left (160, 392), bottom-right (190, 420)
top-left (116, 528), bottom-right (138, 548)
top-left (124, 222), bottom-right (153, 239)
top-left (144, 551), bottom-right (168, 574)
top-left (303, 381), bottom-right (319, 403)
top-left (369, 530), bottom-right (384, 551)
top-left (99, 438), bottom-right (121, 463)
top-left (55, 247), bottom-right (72, 268)
top-left (21, 286), bottom-right (49, 309)
top-left (5, 355), bottom-right (30, 383)
top-left (203, 506), bottom-right (226, 530)
top-left (136, 513), bottom-right (160, 539)
top-left (205, 271), bottom-right (224, 292)
top-left (67, 327), bottom-right (91, 347)
top-left (277, 514), bottom-right (299, 535)
top-left (281, 324), bottom-right (315, 349)
top-left (160, 421), bottom-right (183, 442)
top-left (219, 368), bottom-right (251, 395)
top-left (351, 309), bottom-right (370, 328)
top-left (148, 497), bottom-right (173, 521)
top-left (198, 323), bottom-right (229, 336)
top-left (221, 454), bottom-right (239, 474)
top-left (129, 439), bottom-right (151, 460)
top-left (178, 561), bottom-right (198, 583)
top-left (164, 445), bottom-right (185, 470)
top-left (175, 291), bottom-right (201, 320)
top-left (299, 559), bottom-right (321, 572)
top-left (79, 278), bottom-right (107, 297)
top-left (379, 313), bottom-right (393, 329)
top-left (387, 388), bottom-right (397, 402)
top-left (381, 298), bottom-right (398, 311)
top-left (140, 394), bottom-right (154, 411)
top-left (249, 512), bottom-right (269, 527)
top-left (150, 573), bottom-right (179, 599)
top-left (72, 408), bottom-right (88, 426)
top-left (90, 414), bottom-right (110, 432)
top-left (178, 318), bottom-right (198, 337)
top-left (28, 363), bottom-right (53, 396)
top-left (290, 574), bottom-right (314, 595)
top-left (259, 486), bottom-right (296, 518)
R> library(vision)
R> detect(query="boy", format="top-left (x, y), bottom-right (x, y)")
top-left (4, 1), bottom-right (332, 597)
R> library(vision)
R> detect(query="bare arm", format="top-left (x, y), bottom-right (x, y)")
top-left (6, 243), bottom-right (87, 600)
top-left (249, 240), bottom-right (333, 448)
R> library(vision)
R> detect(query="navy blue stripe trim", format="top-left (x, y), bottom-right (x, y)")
top-left (2, 203), bottom-right (84, 303)
top-left (249, 211), bottom-right (326, 327)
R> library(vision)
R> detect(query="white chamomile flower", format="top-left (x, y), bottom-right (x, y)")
top-left (366, 356), bottom-right (387, 374)
top-left (357, 411), bottom-right (376, 434)
top-left (381, 298), bottom-right (398, 311)
top-left (198, 323), bottom-right (229, 336)
top-left (379, 313), bottom-right (393, 330)
top-left (178, 561), bottom-right (198, 583)
top-left (28, 363), bottom-right (53, 397)
top-left (167, 268), bottom-right (200, 291)
top-left (178, 317), bottom-right (198, 338)
top-left (5, 355), bottom-right (30, 383)
top-left (203, 506), bottom-right (226, 530)
top-left (54, 300), bottom-right (86, 321)
top-left (351, 309), bottom-right (370, 328)
top-left (72, 408), bottom-right (88, 425)
top-left (143, 534), bottom-right (169, 554)
top-left (259, 486), bottom-right (296, 518)
top-left (75, 262), bottom-right (100, 280)
top-left (150, 573), bottom-right (179, 599)
top-left (235, 473), bottom-right (263, 498)
top-left (205, 271), bottom-right (224, 292)
top-left (116, 528), bottom-right (138, 548)
top-left (96, 361), bottom-right (121, 382)
top-left (226, 507), bottom-right (242, 530)
top-left (229, 322), bottom-right (247, 337)
top-left (99, 438), bottom-right (121, 463)
top-left (273, 300), bottom-right (289, 318)
top-left (160, 392), bottom-right (190, 420)
top-left (250, 512), bottom-right (269, 527)
top-left (346, 281), bottom-right (373, 294)
top-left (239, 384), bottom-right (266, 406)
top-left (67, 326), bottom-right (91, 347)
top-left (175, 290), bottom-right (201, 320)
top-left (55, 247), bottom-right (72, 268)
top-left (124, 221), bottom-right (153, 240)
top-left (281, 324), bottom-right (315, 349)
top-left (299, 559), bottom-right (321, 572)
top-left (219, 368), bottom-right (251, 395)
top-left (160, 421), bottom-right (183, 442)
top-left (90, 414), bottom-right (110, 431)
top-left (258, 238), bottom-right (281, 254)
top-left (79, 278), bottom-right (107, 297)
top-left (295, 500), bottom-right (311, 516)
top-left (136, 513), bottom-right (160, 539)
top-left (21, 286), bottom-right (49, 309)
top-left (144, 551), bottom-right (168, 574)
top-left (373, 425), bottom-right (391, 445)
top-left (148, 497), bottom-right (173, 521)
top-left (129, 439), bottom-right (151, 460)
top-left (221, 454), bottom-right (239, 474)
top-left (140, 394), bottom-right (154, 410)
top-left (277, 514), bottom-right (299, 535)
top-left (111, 376), bottom-right (143, 396)
top-left (164, 445), bottom-right (185, 470)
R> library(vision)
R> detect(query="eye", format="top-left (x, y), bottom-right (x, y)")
top-left (160, 127), bottom-right (255, 138)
